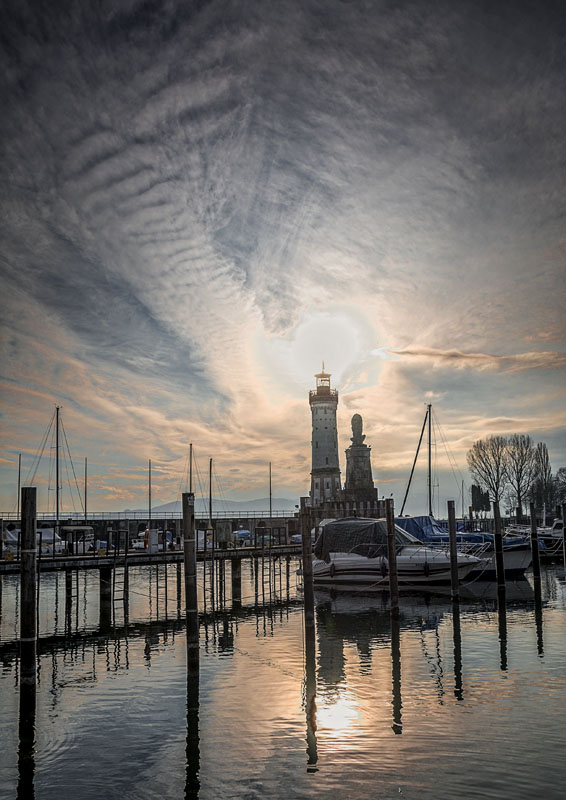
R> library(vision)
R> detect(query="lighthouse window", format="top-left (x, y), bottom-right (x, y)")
top-left (315, 442), bottom-right (318, 448)
top-left (325, 457), bottom-right (328, 464)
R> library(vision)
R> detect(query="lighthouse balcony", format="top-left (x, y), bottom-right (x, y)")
top-left (309, 388), bottom-right (338, 400)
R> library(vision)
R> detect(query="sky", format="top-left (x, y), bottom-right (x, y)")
top-left (1, 0), bottom-right (565, 516)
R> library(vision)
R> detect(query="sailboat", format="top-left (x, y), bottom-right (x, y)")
top-left (395, 405), bottom-right (534, 579)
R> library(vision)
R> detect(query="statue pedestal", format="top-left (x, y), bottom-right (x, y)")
top-left (344, 443), bottom-right (378, 503)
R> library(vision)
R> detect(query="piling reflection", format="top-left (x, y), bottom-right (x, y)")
top-left (452, 601), bottom-right (463, 701)
top-left (304, 619), bottom-right (318, 772)
top-left (390, 610), bottom-right (402, 734)
top-left (17, 681), bottom-right (36, 800)
top-left (533, 578), bottom-right (544, 656)
top-left (185, 649), bottom-right (200, 799)
top-left (497, 587), bottom-right (508, 671)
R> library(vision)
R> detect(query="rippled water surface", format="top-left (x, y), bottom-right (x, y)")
top-left (1, 560), bottom-right (566, 799)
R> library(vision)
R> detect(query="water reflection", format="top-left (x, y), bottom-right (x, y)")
top-left (1, 563), bottom-right (565, 799)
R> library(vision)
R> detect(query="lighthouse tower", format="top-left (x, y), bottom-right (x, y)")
top-left (309, 363), bottom-right (342, 506)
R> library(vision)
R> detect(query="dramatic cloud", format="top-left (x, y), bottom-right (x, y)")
top-left (1, 0), bottom-right (565, 512)
top-left (389, 347), bottom-right (566, 373)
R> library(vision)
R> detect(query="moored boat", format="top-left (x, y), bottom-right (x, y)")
top-left (395, 515), bottom-right (534, 579)
top-left (311, 517), bottom-right (482, 590)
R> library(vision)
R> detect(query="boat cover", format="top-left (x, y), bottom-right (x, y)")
top-left (395, 515), bottom-right (535, 549)
top-left (314, 517), bottom-right (389, 560)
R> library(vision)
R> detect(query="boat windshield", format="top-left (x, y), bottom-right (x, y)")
top-left (395, 525), bottom-right (420, 545)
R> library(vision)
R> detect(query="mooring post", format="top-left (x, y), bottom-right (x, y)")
top-left (529, 501), bottom-right (541, 581)
top-left (301, 509), bottom-right (315, 629)
top-left (385, 498), bottom-right (399, 614)
top-left (492, 501), bottom-right (506, 590)
top-left (20, 487), bottom-right (37, 687)
top-left (231, 557), bottom-right (242, 607)
top-left (561, 504), bottom-right (566, 570)
top-left (182, 492), bottom-right (199, 654)
top-left (447, 500), bottom-right (460, 601)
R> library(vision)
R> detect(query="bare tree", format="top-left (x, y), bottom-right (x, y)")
top-left (466, 436), bottom-right (509, 503)
top-left (528, 442), bottom-right (553, 521)
top-left (554, 467), bottom-right (566, 506)
top-left (506, 434), bottom-right (537, 518)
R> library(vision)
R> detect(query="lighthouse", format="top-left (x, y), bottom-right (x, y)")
top-left (309, 363), bottom-right (342, 506)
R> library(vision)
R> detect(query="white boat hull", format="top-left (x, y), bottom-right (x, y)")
top-left (312, 546), bottom-right (480, 589)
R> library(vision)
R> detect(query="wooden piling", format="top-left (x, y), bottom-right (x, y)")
top-left (492, 502), bottom-right (506, 590)
top-left (562, 504), bottom-right (566, 570)
top-left (447, 500), bottom-right (460, 601)
top-left (301, 509), bottom-right (315, 629)
top-left (529, 501), bottom-right (541, 581)
top-left (182, 492), bottom-right (199, 651)
top-left (385, 498), bottom-right (399, 614)
top-left (20, 487), bottom-right (37, 687)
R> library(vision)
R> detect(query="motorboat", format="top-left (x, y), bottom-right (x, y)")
top-left (506, 517), bottom-right (564, 558)
top-left (1, 525), bottom-right (65, 556)
top-left (396, 515), bottom-right (534, 578)
top-left (311, 517), bottom-right (483, 589)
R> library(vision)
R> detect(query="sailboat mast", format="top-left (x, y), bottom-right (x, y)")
top-left (148, 459), bottom-right (152, 527)
top-left (400, 407), bottom-right (428, 516)
top-left (84, 457), bottom-right (88, 522)
top-left (427, 403), bottom-right (432, 516)
top-left (269, 462), bottom-right (272, 519)
top-left (56, 406), bottom-right (60, 532)
top-left (209, 458), bottom-right (212, 525)
top-left (189, 443), bottom-right (193, 494)
top-left (17, 453), bottom-right (21, 520)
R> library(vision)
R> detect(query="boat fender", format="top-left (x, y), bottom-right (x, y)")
top-left (380, 559), bottom-right (388, 577)
top-left (423, 561), bottom-right (430, 577)
top-left (329, 562), bottom-right (336, 578)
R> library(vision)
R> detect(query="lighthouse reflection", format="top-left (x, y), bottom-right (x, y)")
top-left (310, 590), bottom-right (476, 749)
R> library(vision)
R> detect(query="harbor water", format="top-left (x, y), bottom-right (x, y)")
top-left (1, 560), bottom-right (566, 799)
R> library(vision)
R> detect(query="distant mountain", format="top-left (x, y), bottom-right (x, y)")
top-left (124, 497), bottom-right (298, 515)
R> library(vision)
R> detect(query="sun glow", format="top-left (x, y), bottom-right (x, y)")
top-left (316, 693), bottom-right (363, 743)
top-left (255, 306), bottom-right (380, 397)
